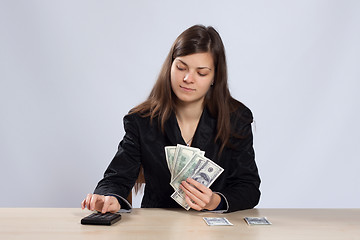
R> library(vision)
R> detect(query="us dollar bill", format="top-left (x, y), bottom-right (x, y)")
top-left (190, 159), bottom-right (224, 188)
top-left (171, 191), bottom-right (190, 210)
top-left (170, 153), bottom-right (206, 191)
top-left (171, 144), bottom-right (203, 180)
top-left (164, 146), bottom-right (176, 172)
top-left (171, 156), bottom-right (224, 210)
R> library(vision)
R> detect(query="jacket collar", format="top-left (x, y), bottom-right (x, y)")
top-left (164, 111), bottom-right (184, 146)
top-left (164, 107), bottom-right (216, 151)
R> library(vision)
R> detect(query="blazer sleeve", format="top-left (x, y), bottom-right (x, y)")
top-left (93, 113), bottom-right (141, 209)
top-left (221, 107), bottom-right (261, 212)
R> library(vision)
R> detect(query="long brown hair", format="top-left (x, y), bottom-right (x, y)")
top-left (130, 25), bottom-right (242, 192)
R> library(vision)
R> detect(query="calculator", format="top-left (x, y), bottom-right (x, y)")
top-left (81, 212), bottom-right (122, 225)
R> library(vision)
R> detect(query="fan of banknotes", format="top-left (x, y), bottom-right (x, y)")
top-left (165, 144), bottom-right (224, 210)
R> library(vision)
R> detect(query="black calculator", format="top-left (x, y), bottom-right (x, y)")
top-left (81, 212), bottom-right (122, 225)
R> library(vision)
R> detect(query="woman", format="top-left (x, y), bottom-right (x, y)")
top-left (81, 25), bottom-right (261, 213)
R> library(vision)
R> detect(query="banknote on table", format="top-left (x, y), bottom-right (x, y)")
top-left (203, 217), bottom-right (233, 226)
top-left (244, 217), bottom-right (271, 225)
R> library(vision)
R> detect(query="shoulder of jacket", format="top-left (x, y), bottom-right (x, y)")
top-left (230, 103), bottom-right (253, 124)
top-left (124, 111), bottom-right (150, 124)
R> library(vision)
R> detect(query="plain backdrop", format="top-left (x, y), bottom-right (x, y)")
top-left (1, 0), bottom-right (359, 208)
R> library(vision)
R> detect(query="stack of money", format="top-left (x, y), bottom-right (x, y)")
top-left (165, 144), bottom-right (224, 210)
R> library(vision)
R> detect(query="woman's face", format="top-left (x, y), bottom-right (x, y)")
top-left (170, 52), bottom-right (215, 105)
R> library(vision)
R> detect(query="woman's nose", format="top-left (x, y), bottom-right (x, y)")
top-left (183, 72), bottom-right (194, 83)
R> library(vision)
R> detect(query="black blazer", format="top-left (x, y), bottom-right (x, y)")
top-left (94, 104), bottom-right (261, 213)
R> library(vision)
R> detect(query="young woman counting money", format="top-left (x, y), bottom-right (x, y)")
top-left (81, 25), bottom-right (261, 213)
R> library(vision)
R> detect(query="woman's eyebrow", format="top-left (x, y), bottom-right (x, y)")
top-left (198, 66), bottom-right (212, 70)
top-left (177, 59), bottom-right (212, 70)
top-left (177, 59), bottom-right (188, 66)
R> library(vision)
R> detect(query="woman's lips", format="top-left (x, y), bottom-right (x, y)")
top-left (180, 85), bottom-right (195, 92)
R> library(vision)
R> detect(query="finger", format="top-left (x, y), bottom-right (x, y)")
top-left (88, 194), bottom-right (96, 211)
top-left (180, 183), bottom-right (206, 209)
top-left (81, 198), bottom-right (86, 209)
top-left (101, 196), bottom-right (112, 213)
top-left (181, 180), bottom-right (203, 200)
top-left (181, 180), bottom-right (211, 205)
top-left (186, 178), bottom-right (213, 201)
top-left (186, 178), bottom-right (210, 193)
top-left (90, 194), bottom-right (103, 211)
top-left (183, 192), bottom-right (202, 211)
top-left (85, 194), bottom-right (93, 210)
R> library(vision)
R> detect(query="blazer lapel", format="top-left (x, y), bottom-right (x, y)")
top-left (164, 112), bottom-right (185, 146)
top-left (192, 107), bottom-right (216, 151)
top-left (164, 108), bottom-right (217, 150)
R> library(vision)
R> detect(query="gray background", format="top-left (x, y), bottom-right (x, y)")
top-left (1, 0), bottom-right (359, 208)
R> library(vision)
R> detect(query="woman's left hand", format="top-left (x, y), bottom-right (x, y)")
top-left (180, 178), bottom-right (221, 211)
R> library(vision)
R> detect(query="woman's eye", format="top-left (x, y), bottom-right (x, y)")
top-left (198, 72), bottom-right (207, 77)
top-left (177, 65), bottom-right (185, 71)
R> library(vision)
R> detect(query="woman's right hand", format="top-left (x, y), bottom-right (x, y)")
top-left (81, 194), bottom-right (121, 213)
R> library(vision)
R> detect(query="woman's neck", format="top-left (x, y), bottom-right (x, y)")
top-left (175, 101), bottom-right (204, 146)
top-left (175, 100), bottom-right (204, 123)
